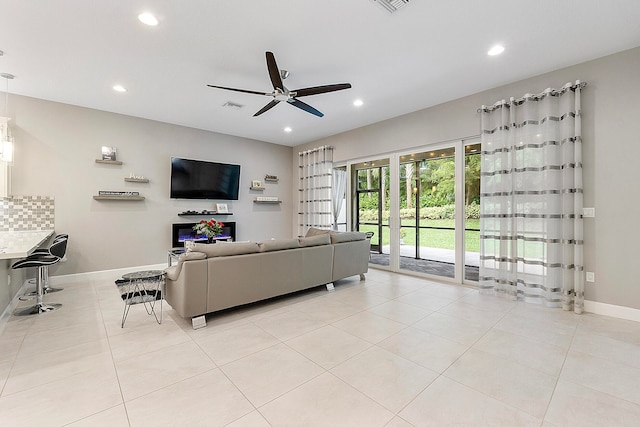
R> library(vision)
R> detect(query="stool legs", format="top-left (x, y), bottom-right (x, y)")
top-left (14, 266), bottom-right (62, 316)
top-left (20, 266), bottom-right (63, 300)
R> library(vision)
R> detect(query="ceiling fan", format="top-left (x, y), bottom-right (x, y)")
top-left (207, 51), bottom-right (352, 118)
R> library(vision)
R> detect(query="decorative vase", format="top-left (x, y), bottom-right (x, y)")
top-left (207, 234), bottom-right (222, 243)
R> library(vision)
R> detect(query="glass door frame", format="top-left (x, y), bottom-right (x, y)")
top-left (396, 142), bottom-right (460, 282)
top-left (346, 137), bottom-right (479, 286)
top-left (346, 155), bottom-right (398, 271)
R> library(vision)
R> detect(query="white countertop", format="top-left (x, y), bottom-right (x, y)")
top-left (0, 230), bottom-right (55, 260)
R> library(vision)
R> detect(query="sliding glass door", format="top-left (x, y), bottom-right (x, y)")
top-left (398, 147), bottom-right (457, 278)
top-left (349, 139), bottom-right (480, 284)
top-left (354, 158), bottom-right (390, 266)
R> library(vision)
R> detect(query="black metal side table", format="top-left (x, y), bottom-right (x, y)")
top-left (117, 270), bottom-right (165, 327)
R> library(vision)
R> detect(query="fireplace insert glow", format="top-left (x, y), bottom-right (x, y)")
top-left (171, 222), bottom-right (236, 247)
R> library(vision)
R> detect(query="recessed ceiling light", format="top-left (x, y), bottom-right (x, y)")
top-left (284, 127), bottom-right (292, 133)
top-left (488, 45), bottom-right (505, 56)
top-left (353, 99), bottom-right (364, 107)
top-left (138, 12), bottom-right (158, 26)
top-left (113, 85), bottom-right (127, 93)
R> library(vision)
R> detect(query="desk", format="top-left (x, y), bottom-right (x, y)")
top-left (117, 270), bottom-right (165, 327)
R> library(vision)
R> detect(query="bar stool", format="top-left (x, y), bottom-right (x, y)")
top-left (12, 254), bottom-right (62, 315)
top-left (22, 235), bottom-right (68, 297)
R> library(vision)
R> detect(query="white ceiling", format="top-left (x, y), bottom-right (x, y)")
top-left (1, 0), bottom-right (639, 147)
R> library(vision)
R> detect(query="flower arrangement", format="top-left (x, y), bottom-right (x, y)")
top-left (193, 219), bottom-right (224, 240)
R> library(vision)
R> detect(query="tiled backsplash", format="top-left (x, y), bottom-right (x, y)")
top-left (0, 196), bottom-right (55, 231)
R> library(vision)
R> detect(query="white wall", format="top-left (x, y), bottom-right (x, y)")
top-left (8, 95), bottom-right (293, 275)
top-left (295, 47), bottom-right (640, 310)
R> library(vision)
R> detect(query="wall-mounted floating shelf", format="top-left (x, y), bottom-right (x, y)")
top-left (249, 186), bottom-right (265, 191)
top-left (93, 195), bottom-right (145, 201)
top-left (95, 159), bottom-right (123, 165)
top-left (178, 212), bottom-right (233, 217)
top-left (254, 200), bottom-right (281, 204)
top-left (125, 178), bottom-right (149, 183)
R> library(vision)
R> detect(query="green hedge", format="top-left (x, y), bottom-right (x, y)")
top-left (359, 202), bottom-right (480, 221)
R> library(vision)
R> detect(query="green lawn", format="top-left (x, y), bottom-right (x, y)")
top-left (359, 219), bottom-right (480, 252)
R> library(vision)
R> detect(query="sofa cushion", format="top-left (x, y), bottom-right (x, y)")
top-left (298, 233), bottom-right (331, 247)
top-left (259, 238), bottom-right (301, 252)
top-left (305, 227), bottom-right (331, 237)
top-left (330, 231), bottom-right (367, 244)
top-left (180, 251), bottom-right (208, 261)
top-left (192, 241), bottom-right (260, 257)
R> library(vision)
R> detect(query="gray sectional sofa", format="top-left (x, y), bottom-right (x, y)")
top-left (164, 230), bottom-right (370, 325)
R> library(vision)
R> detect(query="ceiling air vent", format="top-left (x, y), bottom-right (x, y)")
top-left (371, 0), bottom-right (410, 14)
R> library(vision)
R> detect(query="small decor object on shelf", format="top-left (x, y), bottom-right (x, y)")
top-left (216, 203), bottom-right (228, 213)
top-left (102, 146), bottom-right (117, 161)
top-left (99, 191), bottom-right (139, 196)
top-left (265, 174), bottom-right (278, 182)
top-left (125, 172), bottom-right (149, 183)
top-left (193, 219), bottom-right (224, 243)
top-left (251, 180), bottom-right (263, 189)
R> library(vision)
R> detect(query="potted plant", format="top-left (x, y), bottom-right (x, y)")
top-left (193, 219), bottom-right (224, 243)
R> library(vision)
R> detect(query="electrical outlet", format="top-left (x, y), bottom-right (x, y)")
top-left (586, 272), bottom-right (595, 282)
top-left (583, 207), bottom-right (595, 217)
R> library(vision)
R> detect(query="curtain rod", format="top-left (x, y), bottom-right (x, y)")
top-left (477, 80), bottom-right (587, 113)
top-left (298, 145), bottom-right (334, 156)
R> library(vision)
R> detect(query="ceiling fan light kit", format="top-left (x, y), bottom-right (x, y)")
top-left (208, 51), bottom-right (352, 118)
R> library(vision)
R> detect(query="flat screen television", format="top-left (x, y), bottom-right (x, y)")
top-left (170, 157), bottom-right (240, 200)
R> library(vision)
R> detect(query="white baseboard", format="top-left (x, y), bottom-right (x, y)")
top-left (0, 283), bottom-right (28, 337)
top-left (48, 263), bottom-right (167, 285)
top-left (584, 300), bottom-right (640, 323)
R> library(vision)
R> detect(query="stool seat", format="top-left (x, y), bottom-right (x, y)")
top-left (22, 236), bottom-right (68, 297)
top-left (12, 253), bottom-right (62, 316)
top-left (12, 255), bottom-right (60, 269)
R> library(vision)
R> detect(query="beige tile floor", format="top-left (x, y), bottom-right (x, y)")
top-left (1, 268), bottom-right (640, 426)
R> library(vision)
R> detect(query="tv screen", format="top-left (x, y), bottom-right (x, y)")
top-left (170, 157), bottom-right (240, 200)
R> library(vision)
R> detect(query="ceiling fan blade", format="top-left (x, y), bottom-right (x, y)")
top-left (253, 100), bottom-right (280, 117)
top-left (293, 83), bottom-right (352, 97)
top-left (207, 85), bottom-right (269, 96)
top-left (265, 51), bottom-right (284, 91)
top-left (288, 99), bottom-right (324, 117)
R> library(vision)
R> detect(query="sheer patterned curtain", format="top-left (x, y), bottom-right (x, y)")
top-left (298, 146), bottom-right (333, 236)
top-left (479, 81), bottom-right (585, 314)
top-left (331, 168), bottom-right (347, 230)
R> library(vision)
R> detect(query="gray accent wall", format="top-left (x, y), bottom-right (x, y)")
top-left (8, 95), bottom-right (293, 276)
top-left (294, 47), bottom-right (640, 311)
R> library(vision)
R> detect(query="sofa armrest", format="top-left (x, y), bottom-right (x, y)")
top-left (332, 239), bottom-right (370, 281)
top-left (165, 251), bottom-right (207, 281)
top-left (165, 257), bottom-right (208, 318)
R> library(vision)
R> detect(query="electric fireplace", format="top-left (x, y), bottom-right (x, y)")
top-left (171, 222), bottom-right (236, 248)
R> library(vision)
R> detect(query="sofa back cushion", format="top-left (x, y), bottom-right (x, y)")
top-left (330, 231), bottom-right (366, 244)
top-left (192, 241), bottom-right (260, 257)
top-left (298, 233), bottom-right (331, 247)
top-left (305, 227), bottom-right (331, 237)
top-left (258, 238), bottom-right (301, 252)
